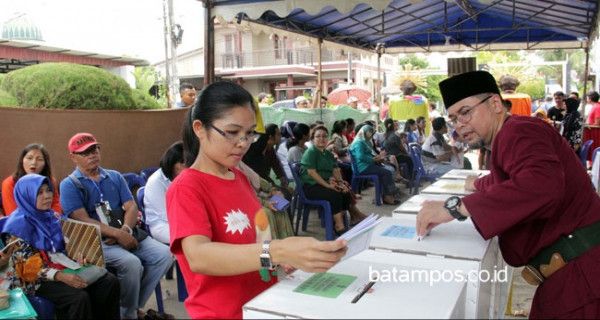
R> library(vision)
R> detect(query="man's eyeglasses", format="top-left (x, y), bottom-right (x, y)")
top-left (209, 125), bottom-right (259, 144)
top-left (448, 95), bottom-right (493, 126)
top-left (74, 145), bottom-right (100, 157)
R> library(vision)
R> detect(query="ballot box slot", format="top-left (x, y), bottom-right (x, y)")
top-left (370, 246), bottom-right (482, 263)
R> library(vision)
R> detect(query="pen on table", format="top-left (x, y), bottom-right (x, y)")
top-left (351, 276), bottom-right (377, 304)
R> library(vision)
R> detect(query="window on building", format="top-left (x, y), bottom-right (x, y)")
top-left (273, 35), bottom-right (288, 59)
top-left (225, 34), bottom-right (233, 53)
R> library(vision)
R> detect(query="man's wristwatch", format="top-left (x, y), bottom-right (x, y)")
top-left (260, 240), bottom-right (276, 270)
top-left (444, 196), bottom-right (467, 221)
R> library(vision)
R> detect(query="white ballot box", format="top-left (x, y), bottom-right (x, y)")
top-left (393, 194), bottom-right (451, 215)
top-left (441, 169), bottom-right (490, 180)
top-left (243, 250), bottom-right (467, 319)
top-left (421, 179), bottom-right (473, 196)
top-left (369, 215), bottom-right (511, 319)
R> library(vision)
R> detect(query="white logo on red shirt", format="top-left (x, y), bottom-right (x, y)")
top-left (224, 209), bottom-right (251, 235)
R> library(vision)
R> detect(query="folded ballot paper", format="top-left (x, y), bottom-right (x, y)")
top-left (339, 213), bottom-right (382, 261)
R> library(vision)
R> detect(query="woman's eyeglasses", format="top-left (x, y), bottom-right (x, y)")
top-left (209, 125), bottom-right (259, 144)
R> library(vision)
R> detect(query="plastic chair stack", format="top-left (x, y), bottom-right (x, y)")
top-left (137, 187), bottom-right (188, 303)
top-left (348, 152), bottom-right (382, 206)
top-left (289, 162), bottom-right (342, 240)
top-left (579, 140), bottom-right (594, 168)
top-left (408, 143), bottom-right (439, 194)
top-left (140, 167), bottom-right (160, 183)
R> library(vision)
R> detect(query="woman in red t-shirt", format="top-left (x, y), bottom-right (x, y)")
top-left (166, 81), bottom-right (347, 319)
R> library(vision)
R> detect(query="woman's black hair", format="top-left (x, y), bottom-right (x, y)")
top-left (245, 123), bottom-right (279, 160)
top-left (383, 118), bottom-right (395, 139)
top-left (565, 97), bottom-right (579, 114)
top-left (160, 141), bottom-right (184, 181)
top-left (345, 118), bottom-right (355, 127)
top-left (286, 123), bottom-right (310, 149)
top-left (331, 120), bottom-right (347, 135)
top-left (264, 123), bottom-right (279, 137)
top-left (404, 119), bottom-right (416, 132)
top-left (13, 143), bottom-right (52, 182)
top-left (416, 116), bottom-right (426, 135)
top-left (432, 117), bottom-right (447, 131)
top-left (182, 81), bottom-right (256, 166)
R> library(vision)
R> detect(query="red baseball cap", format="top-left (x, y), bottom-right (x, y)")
top-left (68, 133), bottom-right (100, 153)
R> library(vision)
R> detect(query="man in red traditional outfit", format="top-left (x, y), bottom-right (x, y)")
top-left (417, 71), bottom-right (600, 318)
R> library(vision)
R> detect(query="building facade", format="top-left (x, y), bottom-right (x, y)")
top-left (155, 22), bottom-right (396, 101)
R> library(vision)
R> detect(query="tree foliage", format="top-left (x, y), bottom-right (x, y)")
top-left (396, 54), bottom-right (443, 102)
top-left (0, 63), bottom-right (161, 109)
top-left (398, 55), bottom-right (429, 69)
top-left (518, 78), bottom-right (546, 100)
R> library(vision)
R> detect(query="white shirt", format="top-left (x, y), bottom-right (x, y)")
top-left (143, 168), bottom-right (171, 244)
top-left (276, 142), bottom-right (293, 180)
top-left (422, 133), bottom-right (463, 170)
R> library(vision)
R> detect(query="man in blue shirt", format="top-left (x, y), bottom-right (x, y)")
top-left (60, 133), bottom-right (172, 320)
top-left (175, 83), bottom-right (196, 108)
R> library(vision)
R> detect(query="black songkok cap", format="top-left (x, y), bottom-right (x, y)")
top-left (439, 71), bottom-right (501, 109)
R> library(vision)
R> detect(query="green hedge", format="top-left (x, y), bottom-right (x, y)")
top-left (0, 63), bottom-right (161, 110)
top-left (132, 88), bottom-right (161, 109)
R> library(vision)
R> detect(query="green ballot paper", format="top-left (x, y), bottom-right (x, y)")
top-left (293, 272), bottom-right (357, 298)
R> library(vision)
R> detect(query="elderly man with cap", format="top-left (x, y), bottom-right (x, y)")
top-left (347, 96), bottom-right (359, 109)
top-left (295, 95), bottom-right (309, 109)
top-left (59, 133), bottom-right (173, 320)
top-left (417, 71), bottom-right (600, 318)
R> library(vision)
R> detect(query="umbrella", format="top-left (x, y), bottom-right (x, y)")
top-left (327, 85), bottom-right (372, 105)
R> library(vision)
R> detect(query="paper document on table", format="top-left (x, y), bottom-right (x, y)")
top-left (339, 213), bottom-right (382, 260)
top-left (293, 272), bottom-right (357, 298)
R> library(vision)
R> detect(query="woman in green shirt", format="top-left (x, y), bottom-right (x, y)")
top-left (300, 126), bottom-right (366, 234)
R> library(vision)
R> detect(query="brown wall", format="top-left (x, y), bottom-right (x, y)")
top-left (0, 107), bottom-right (189, 182)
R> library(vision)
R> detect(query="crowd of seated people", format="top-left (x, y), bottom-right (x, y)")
top-left (2, 97), bottom-right (508, 319)
top-left (1, 134), bottom-right (174, 320)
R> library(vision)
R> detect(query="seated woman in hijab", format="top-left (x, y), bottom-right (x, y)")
top-left (349, 125), bottom-right (400, 205)
top-left (0, 174), bottom-right (119, 320)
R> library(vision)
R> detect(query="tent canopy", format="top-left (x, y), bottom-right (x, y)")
top-left (207, 0), bottom-right (598, 53)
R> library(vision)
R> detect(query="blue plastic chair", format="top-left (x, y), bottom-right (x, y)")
top-left (592, 147), bottom-right (600, 164)
top-left (136, 187), bottom-right (165, 312)
top-left (137, 187), bottom-right (187, 303)
top-left (0, 217), bottom-right (56, 319)
top-left (290, 162), bottom-right (342, 240)
top-left (140, 167), bottom-right (160, 182)
top-left (408, 143), bottom-right (439, 194)
top-left (123, 172), bottom-right (146, 191)
top-left (348, 152), bottom-right (382, 206)
top-left (579, 140), bottom-right (594, 168)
